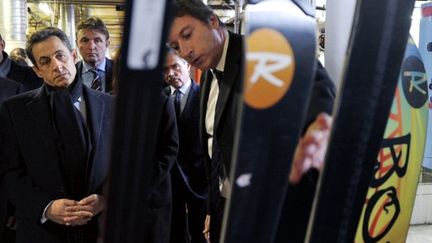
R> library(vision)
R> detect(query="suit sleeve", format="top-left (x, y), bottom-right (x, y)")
top-left (151, 96), bottom-right (179, 187)
top-left (0, 102), bottom-right (52, 221)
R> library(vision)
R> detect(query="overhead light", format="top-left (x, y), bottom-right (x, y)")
top-left (38, 3), bottom-right (53, 16)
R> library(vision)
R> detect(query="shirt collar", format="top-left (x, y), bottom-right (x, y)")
top-left (215, 30), bottom-right (229, 73)
top-left (170, 78), bottom-right (192, 95)
top-left (82, 58), bottom-right (107, 74)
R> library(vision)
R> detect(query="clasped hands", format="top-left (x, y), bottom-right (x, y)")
top-left (46, 194), bottom-right (105, 226)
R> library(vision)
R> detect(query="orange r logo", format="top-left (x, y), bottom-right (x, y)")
top-left (245, 28), bottom-right (295, 109)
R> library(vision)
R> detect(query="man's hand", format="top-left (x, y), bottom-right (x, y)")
top-left (46, 199), bottom-right (93, 226)
top-left (203, 214), bottom-right (211, 243)
top-left (289, 113), bottom-right (333, 184)
top-left (77, 194), bottom-right (106, 216)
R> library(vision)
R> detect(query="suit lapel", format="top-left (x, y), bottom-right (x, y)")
top-left (84, 87), bottom-right (104, 148)
top-left (214, 32), bottom-right (242, 132)
top-left (105, 59), bottom-right (113, 92)
top-left (181, 81), bottom-right (198, 121)
top-left (200, 71), bottom-right (212, 137)
top-left (82, 86), bottom-right (105, 191)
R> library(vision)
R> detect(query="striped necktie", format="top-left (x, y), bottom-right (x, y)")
top-left (90, 69), bottom-right (102, 91)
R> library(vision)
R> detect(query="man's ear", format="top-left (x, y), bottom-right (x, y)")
top-left (106, 38), bottom-right (111, 48)
top-left (209, 14), bottom-right (220, 29)
top-left (71, 49), bottom-right (78, 63)
top-left (0, 39), bottom-right (5, 52)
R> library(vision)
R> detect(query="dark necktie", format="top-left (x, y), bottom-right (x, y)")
top-left (90, 69), bottom-right (102, 91)
top-left (174, 89), bottom-right (182, 118)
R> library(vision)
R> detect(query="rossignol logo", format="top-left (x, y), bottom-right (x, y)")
top-left (245, 28), bottom-right (295, 109)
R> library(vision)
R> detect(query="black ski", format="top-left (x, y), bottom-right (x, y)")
top-left (221, 0), bottom-right (317, 242)
top-left (103, 0), bottom-right (172, 242)
top-left (305, 0), bottom-right (416, 242)
top-left (354, 35), bottom-right (429, 243)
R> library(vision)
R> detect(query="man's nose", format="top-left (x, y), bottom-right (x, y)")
top-left (167, 72), bottom-right (176, 82)
top-left (178, 44), bottom-right (192, 61)
top-left (168, 68), bottom-right (176, 77)
top-left (52, 58), bottom-right (63, 71)
top-left (88, 40), bottom-right (97, 49)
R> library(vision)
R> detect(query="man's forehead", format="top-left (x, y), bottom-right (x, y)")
top-left (78, 29), bottom-right (107, 38)
top-left (34, 40), bottom-right (65, 56)
top-left (170, 16), bottom-right (196, 35)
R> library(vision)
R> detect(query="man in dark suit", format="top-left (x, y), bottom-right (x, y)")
top-left (75, 17), bottom-right (113, 93)
top-left (0, 33), bottom-right (43, 91)
top-left (168, 1), bottom-right (336, 242)
top-left (146, 91), bottom-right (180, 243)
top-left (163, 49), bottom-right (207, 243)
top-left (0, 77), bottom-right (22, 243)
top-left (0, 27), bottom-right (114, 243)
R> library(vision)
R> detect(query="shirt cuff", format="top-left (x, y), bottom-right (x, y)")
top-left (40, 200), bottom-right (54, 224)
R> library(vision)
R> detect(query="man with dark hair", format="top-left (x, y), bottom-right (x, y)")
top-left (164, 48), bottom-right (207, 243)
top-left (0, 33), bottom-right (43, 90)
top-left (75, 17), bottom-right (113, 93)
top-left (0, 27), bottom-right (114, 243)
top-left (168, 0), bottom-right (335, 242)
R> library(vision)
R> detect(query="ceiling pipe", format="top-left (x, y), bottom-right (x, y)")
top-left (0, 0), bottom-right (28, 52)
top-left (233, 0), bottom-right (244, 34)
top-left (58, 3), bottom-right (76, 49)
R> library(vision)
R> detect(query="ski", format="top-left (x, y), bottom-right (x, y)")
top-left (305, 0), bottom-right (416, 242)
top-left (221, 0), bottom-right (318, 242)
top-left (354, 35), bottom-right (429, 243)
top-left (103, 0), bottom-right (173, 242)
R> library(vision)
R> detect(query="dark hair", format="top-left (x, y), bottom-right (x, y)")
top-left (0, 33), bottom-right (3, 41)
top-left (10, 47), bottom-right (27, 59)
top-left (171, 0), bottom-right (224, 27)
top-left (76, 17), bottom-right (110, 40)
top-left (26, 27), bottom-right (73, 67)
top-left (165, 45), bottom-right (187, 64)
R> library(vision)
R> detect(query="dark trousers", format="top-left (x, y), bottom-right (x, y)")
top-left (209, 197), bottom-right (225, 243)
top-left (170, 167), bottom-right (206, 243)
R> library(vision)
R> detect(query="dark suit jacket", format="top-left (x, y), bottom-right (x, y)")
top-left (76, 58), bottom-right (114, 93)
top-left (144, 92), bottom-right (178, 243)
top-left (169, 81), bottom-right (207, 243)
top-left (200, 31), bottom-right (336, 242)
top-left (0, 77), bottom-right (22, 102)
top-left (175, 81), bottom-right (207, 196)
top-left (200, 32), bottom-right (244, 181)
top-left (199, 32), bottom-right (244, 243)
top-left (0, 77), bottom-right (22, 238)
top-left (7, 59), bottom-right (43, 91)
top-left (0, 84), bottom-right (114, 243)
